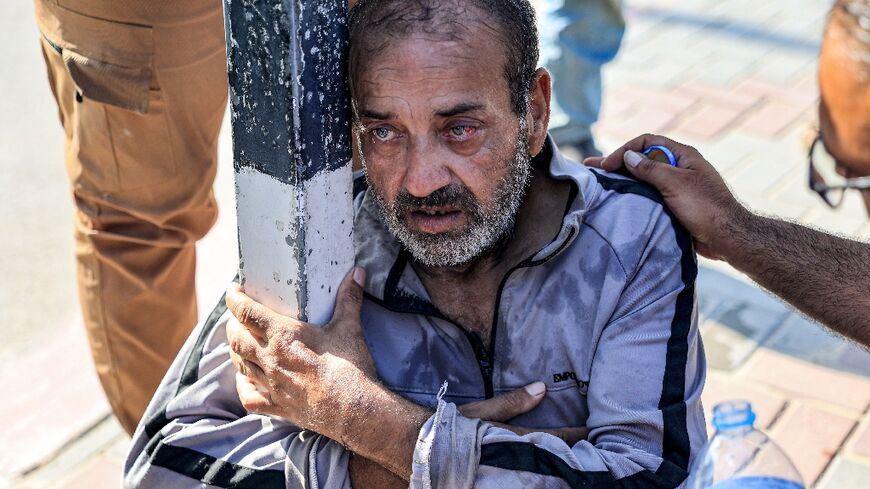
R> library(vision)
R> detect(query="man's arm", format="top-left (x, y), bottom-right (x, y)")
top-left (724, 210), bottom-right (869, 343)
top-left (122, 298), bottom-right (353, 489)
top-left (227, 270), bottom-right (592, 484)
top-left (585, 133), bottom-right (870, 345)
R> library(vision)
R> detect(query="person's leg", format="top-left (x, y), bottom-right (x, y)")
top-left (35, 0), bottom-right (227, 433)
top-left (541, 0), bottom-right (625, 158)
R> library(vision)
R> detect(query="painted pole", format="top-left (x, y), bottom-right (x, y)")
top-left (224, 0), bottom-right (354, 324)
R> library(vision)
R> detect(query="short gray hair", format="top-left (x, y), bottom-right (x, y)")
top-left (348, 0), bottom-right (540, 116)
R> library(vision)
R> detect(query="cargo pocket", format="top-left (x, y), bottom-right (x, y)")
top-left (37, 1), bottom-right (177, 192)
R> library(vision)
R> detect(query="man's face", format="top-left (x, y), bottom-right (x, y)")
top-left (818, 29), bottom-right (870, 216)
top-left (352, 31), bottom-right (533, 267)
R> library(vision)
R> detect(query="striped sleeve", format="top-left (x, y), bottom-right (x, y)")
top-left (123, 292), bottom-right (351, 489)
top-left (410, 192), bottom-right (706, 488)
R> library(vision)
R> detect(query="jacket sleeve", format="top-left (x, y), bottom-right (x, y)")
top-left (123, 296), bottom-right (351, 489)
top-left (410, 210), bottom-right (707, 489)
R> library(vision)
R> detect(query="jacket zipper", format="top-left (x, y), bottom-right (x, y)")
top-left (483, 227), bottom-right (577, 399)
top-left (375, 226), bottom-right (576, 401)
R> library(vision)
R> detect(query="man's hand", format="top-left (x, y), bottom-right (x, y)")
top-left (583, 133), bottom-right (752, 260)
top-left (459, 382), bottom-right (589, 445)
top-left (226, 267), bottom-right (379, 442)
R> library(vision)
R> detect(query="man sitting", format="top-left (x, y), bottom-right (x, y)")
top-left (124, 0), bottom-right (706, 487)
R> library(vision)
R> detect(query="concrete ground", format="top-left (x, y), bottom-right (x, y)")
top-left (2, 0), bottom-right (868, 487)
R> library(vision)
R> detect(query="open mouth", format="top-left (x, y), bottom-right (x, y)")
top-left (407, 207), bottom-right (464, 234)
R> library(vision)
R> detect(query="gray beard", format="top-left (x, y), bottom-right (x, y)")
top-left (368, 122), bottom-right (532, 268)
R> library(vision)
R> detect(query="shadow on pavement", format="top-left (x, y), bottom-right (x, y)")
top-left (698, 264), bottom-right (870, 378)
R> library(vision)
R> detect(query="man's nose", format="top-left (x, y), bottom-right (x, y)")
top-left (403, 139), bottom-right (451, 198)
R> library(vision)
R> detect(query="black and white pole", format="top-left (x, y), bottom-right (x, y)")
top-left (224, 0), bottom-right (354, 324)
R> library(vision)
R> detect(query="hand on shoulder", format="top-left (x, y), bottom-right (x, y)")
top-left (584, 133), bottom-right (754, 260)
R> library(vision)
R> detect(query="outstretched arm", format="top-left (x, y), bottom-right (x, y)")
top-left (585, 134), bottom-right (870, 345)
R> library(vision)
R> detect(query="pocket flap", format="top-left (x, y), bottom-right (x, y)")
top-left (63, 49), bottom-right (150, 113)
top-left (35, 0), bottom-right (153, 113)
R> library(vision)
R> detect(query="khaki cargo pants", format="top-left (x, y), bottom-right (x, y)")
top-left (34, 0), bottom-right (228, 433)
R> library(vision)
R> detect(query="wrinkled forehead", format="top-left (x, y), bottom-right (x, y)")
top-left (350, 31), bottom-right (511, 113)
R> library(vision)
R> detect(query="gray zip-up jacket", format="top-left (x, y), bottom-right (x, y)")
top-left (124, 140), bottom-right (706, 488)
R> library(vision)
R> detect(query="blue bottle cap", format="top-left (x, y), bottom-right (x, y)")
top-left (712, 400), bottom-right (757, 431)
top-left (643, 145), bottom-right (678, 167)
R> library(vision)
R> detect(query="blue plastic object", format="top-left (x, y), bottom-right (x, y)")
top-left (710, 477), bottom-right (805, 489)
top-left (686, 401), bottom-right (805, 489)
top-left (643, 145), bottom-right (678, 167)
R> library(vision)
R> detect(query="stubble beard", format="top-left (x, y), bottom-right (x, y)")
top-left (369, 120), bottom-right (532, 268)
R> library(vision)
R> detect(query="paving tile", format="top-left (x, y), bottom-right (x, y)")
top-left (58, 456), bottom-right (122, 489)
top-left (697, 288), bottom-right (724, 320)
top-left (638, 58), bottom-right (695, 88)
top-left (701, 372), bottom-right (787, 435)
top-left (743, 349), bottom-right (870, 412)
top-left (750, 198), bottom-right (813, 222)
top-left (0, 321), bottom-right (110, 480)
top-left (752, 52), bottom-right (815, 84)
top-left (769, 12), bottom-right (827, 47)
top-left (627, 84), bottom-right (699, 113)
top-left (671, 102), bottom-right (746, 140)
top-left (733, 77), bottom-right (818, 108)
top-left (737, 100), bottom-right (809, 138)
top-left (697, 136), bottom-right (759, 174)
top-left (599, 83), bottom-right (697, 123)
top-left (691, 56), bottom-right (754, 87)
top-left (621, 18), bottom-right (662, 47)
top-left (701, 299), bottom-right (790, 371)
top-left (725, 136), bottom-right (805, 198)
top-left (599, 88), bottom-right (637, 121)
top-left (763, 314), bottom-right (870, 378)
top-left (604, 54), bottom-right (692, 89)
top-left (17, 416), bottom-right (125, 489)
top-left (709, 0), bottom-right (785, 27)
top-left (676, 80), bottom-right (762, 112)
top-left (815, 455), bottom-right (870, 489)
top-left (713, 39), bottom-right (772, 66)
top-left (696, 264), bottom-right (791, 314)
top-left (802, 194), bottom-right (870, 237)
top-left (768, 403), bottom-right (856, 486)
top-left (792, 69), bottom-right (819, 96)
top-left (845, 415), bottom-right (870, 460)
top-left (106, 436), bottom-right (132, 463)
top-left (598, 104), bottom-right (680, 142)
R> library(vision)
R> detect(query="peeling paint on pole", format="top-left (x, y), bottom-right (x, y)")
top-left (225, 0), bottom-right (354, 324)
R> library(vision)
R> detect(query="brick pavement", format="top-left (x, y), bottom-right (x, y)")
top-left (3, 0), bottom-right (869, 487)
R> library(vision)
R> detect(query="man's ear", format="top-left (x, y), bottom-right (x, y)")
top-left (526, 68), bottom-right (552, 157)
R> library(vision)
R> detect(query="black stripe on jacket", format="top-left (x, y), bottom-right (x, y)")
top-left (479, 172), bottom-right (696, 488)
top-left (138, 282), bottom-right (287, 488)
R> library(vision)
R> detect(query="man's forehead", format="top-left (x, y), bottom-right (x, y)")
top-left (352, 34), bottom-right (508, 111)
top-left (356, 95), bottom-right (488, 120)
top-left (356, 29), bottom-right (501, 78)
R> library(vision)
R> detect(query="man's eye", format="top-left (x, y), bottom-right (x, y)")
top-left (372, 127), bottom-right (395, 141)
top-left (448, 125), bottom-right (476, 140)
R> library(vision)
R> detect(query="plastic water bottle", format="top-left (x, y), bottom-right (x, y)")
top-left (685, 401), bottom-right (805, 489)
